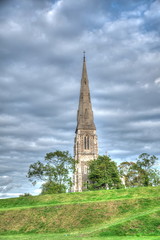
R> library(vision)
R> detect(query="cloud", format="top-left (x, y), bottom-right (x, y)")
top-left (0, 0), bottom-right (160, 198)
top-left (155, 78), bottom-right (160, 86)
top-left (0, 193), bottom-right (21, 199)
top-left (144, 0), bottom-right (160, 34)
top-left (0, 176), bottom-right (12, 186)
top-left (0, 176), bottom-right (21, 194)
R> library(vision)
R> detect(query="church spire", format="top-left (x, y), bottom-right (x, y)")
top-left (83, 51), bottom-right (86, 62)
top-left (76, 53), bottom-right (96, 132)
top-left (72, 54), bottom-right (98, 192)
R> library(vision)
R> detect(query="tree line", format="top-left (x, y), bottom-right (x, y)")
top-left (27, 151), bottom-right (160, 195)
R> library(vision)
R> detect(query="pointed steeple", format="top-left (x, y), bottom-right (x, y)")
top-left (76, 53), bottom-right (96, 132)
top-left (72, 53), bottom-right (98, 192)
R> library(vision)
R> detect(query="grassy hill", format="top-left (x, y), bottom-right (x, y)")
top-left (0, 186), bottom-right (160, 240)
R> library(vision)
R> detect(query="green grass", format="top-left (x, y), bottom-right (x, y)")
top-left (0, 186), bottom-right (160, 239)
top-left (98, 210), bottom-right (160, 237)
top-left (0, 198), bottom-right (159, 234)
top-left (0, 234), bottom-right (160, 240)
top-left (0, 186), bottom-right (159, 211)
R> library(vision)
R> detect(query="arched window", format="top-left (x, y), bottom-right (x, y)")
top-left (84, 135), bottom-right (89, 150)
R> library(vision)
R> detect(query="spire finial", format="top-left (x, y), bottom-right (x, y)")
top-left (83, 51), bottom-right (86, 62)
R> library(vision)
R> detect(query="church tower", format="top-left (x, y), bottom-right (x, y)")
top-left (72, 53), bottom-right (98, 192)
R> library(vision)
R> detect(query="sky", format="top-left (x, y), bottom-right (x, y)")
top-left (0, 0), bottom-right (160, 198)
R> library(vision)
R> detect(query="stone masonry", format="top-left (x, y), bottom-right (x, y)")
top-left (72, 54), bottom-right (98, 192)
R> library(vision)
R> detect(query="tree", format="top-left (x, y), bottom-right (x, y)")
top-left (88, 155), bottom-right (122, 190)
top-left (136, 153), bottom-right (158, 170)
top-left (135, 153), bottom-right (158, 186)
top-left (148, 169), bottom-right (160, 186)
top-left (27, 150), bottom-right (75, 194)
top-left (119, 153), bottom-right (159, 187)
top-left (118, 161), bottom-right (139, 187)
top-left (41, 181), bottom-right (66, 194)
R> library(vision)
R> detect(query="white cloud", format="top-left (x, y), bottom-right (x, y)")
top-left (131, 120), bottom-right (160, 128)
top-left (0, 193), bottom-right (21, 199)
top-left (155, 78), bottom-right (160, 86)
top-left (144, 0), bottom-right (160, 19)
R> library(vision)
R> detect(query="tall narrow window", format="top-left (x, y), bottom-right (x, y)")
top-left (84, 136), bottom-right (87, 149)
top-left (84, 135), bottom-right (89, 149)
top-left (87, 136), bottom-right (89, 149)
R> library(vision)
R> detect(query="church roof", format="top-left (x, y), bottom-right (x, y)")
top-left (76, 54), bottom-right (96, 132)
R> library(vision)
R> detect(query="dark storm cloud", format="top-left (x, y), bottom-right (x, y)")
top-left (0, 0), bottom-right (160, 197)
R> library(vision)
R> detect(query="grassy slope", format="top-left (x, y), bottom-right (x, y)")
top-left (97, 209), bottom-right (160, 237)
top-left (0, 186), bottom-right (159, 210)
top-left (0, 235), bottom-right (160, 240)
top-left (0, 236), bottom-right (160, 240)
top-left (0, 186), bottom-right (160, 239)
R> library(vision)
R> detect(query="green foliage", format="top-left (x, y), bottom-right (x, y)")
top-left (41, 181), bottom-right (66, 194)
top-left (135, 153), bottom-right (159, 186)
top-left (119, 161), bottom-right (138, 187)
top-left (119, 153), bottom-right (159, 187)
top-left (136, 153), bottom-right (158, 170)
top-left (88, 155), bottom-right (122, 190)
top-left (27, 150), bottom-right (75, 193)
top-left (148, 169), bottom-right (160, 186)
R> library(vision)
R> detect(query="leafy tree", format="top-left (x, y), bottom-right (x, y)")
top-left (119, 153), bottom-right (159, 187)
top-left (135, 153), bottom-right (158, 186)
top-left (27, 150), bottom-right (75, 194)
top-left (118, 161), bottom-right (138, 187)
top-left (136, 153), bottom-right (158, 170)
top-left (88, 155), bottom-right (122, 190)
top-left (148, 169), bottom-right (160, 186)
top-left (41, 181), bottom-right (66, 194)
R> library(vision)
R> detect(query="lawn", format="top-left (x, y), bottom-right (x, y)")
top-left (0, 186), bottom-right (160, 239)
top-left (0, 234), bottom-right (160, 240)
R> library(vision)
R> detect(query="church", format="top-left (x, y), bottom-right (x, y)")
top-left (72, 54), bottom-right (98, 192)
